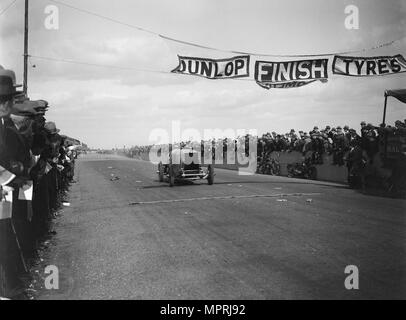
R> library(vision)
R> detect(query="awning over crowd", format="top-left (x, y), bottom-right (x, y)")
top-left (385, 89), bottom-right (406, 104)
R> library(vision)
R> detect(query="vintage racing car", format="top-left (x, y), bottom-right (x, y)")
top-left (157, 148), bottom-right (214, 187)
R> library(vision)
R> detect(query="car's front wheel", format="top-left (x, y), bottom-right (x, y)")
top-left (169, 164), bottom-right (175, 187)
top-left (207, 165), bottom-right (214, 185)
top-left (158, 162), bottom-right (164, 182)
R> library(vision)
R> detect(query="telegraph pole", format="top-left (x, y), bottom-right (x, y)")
top-left (23, 0), bottom-right (29, 97)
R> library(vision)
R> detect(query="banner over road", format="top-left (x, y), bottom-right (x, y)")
top-left (170, 53), bottom-right (405, 89)
top-left (254, 59), bottom-right (329, 89)
top-left (171, 55), bottom-right (250, 79)
top-left (332, 54), bottom-right (406, 77)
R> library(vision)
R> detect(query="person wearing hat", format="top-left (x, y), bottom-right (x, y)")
top-left (41, 123), bottom-right (63, 212)
top-left (0, 66), bottom-right (29, 294)
top-left (310, 126), bottom-right (324, 164)
top-left (5, 101), bottom-right (39, 262)
top-left (394, 120), bottom-right (403, 127)
top-left (0, 67), bottom-right (27, 178)
top-left (394, 120), bottom-right (406, 135)
top-left (311, 126), bottom-right (320, 138)
top-left (11, 100), bottom-right (41, 117)
top-left (10, 100), bottom-right (43, 148)
top-left (3, 100), bottom-right (36, 179)
top-left (332, 126), bottom-right (349, 166)
top-left (1, 66), bottom-right (19, 129)
top-left (360, 121), bottom-right (368, 138)
top-left (0, 66), bottom-right (21, 106)
top-left (29, 120), bottom-right (54, 240)
top-left (302, 132), bottom-right (312, 154)
top-left (326, 127), bottom-right (334, 140)
top-left (44, 121), bottom-right (60, 135)
top-left (347, 141), bottom-right (367, 192)
top-left (362, 123), bottom-right (379, 164)
top-left (343, 125), bottom-right (351, 142)
top-left (292, 131), bottom-right (303, 152)
top-left (348, 128), bottom-right (361, 148)
top-left (322, 130), bottom-right (333, 155)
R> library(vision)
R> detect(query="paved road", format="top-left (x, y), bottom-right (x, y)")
top-left (33, 153), bottom-right (405, 299)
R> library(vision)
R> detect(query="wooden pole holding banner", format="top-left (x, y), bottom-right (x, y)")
top-left (382, 94), bottom-right (388, 126)
top-left (23, 0), bottom-right (29, 97)
top-left (382, 93), bottom-right (388, 162)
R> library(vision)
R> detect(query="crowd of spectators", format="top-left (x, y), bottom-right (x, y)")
top-left (257, 120), bottom-right (406, 168)
top-left (126, 119), bottom-right (406, 170)
top-left (0, 66), bottom-right (79, 298)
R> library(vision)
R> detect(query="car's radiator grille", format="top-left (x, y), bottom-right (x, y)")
top-left (183, 162), bottom-right (200, 171)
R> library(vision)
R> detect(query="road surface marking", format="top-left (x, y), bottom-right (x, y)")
top-left (129, 192), bottom-right (321, 205)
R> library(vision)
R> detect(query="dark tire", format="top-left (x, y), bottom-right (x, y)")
top-left (348, 175), bottom-right (358, 189)
top-left (207, 165), bottom-right (214, 185)
top-left (287, 164), bottom-right (294, 177)
top-left (169, 165), bottom-right (175, 187)
top-left (158, 162), bottom-right (164, 182)
top-left (307, 167), bottom-right (317, 180)
top-left (274, 162), bottom-right (281, 176)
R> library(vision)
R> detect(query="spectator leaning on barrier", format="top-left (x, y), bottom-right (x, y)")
top-left (360, 121), bottom-right (368, 138)
top-left (43, 122), bottom-right (62, 212)
top-left (0, 67), bottom-right (25, 179)
top-left (343, 125), bottom-right (351, 142)
top-left (8, 99), bottom-right (47, 256)
top-left (128, 118), bottom-right (404, 193)
top-left (332, 126), bottom-right (349, 166)
top-left (348, 128), bottom-right (362, 148)
top-left (394, 120), bottom-right (406, 134)
top-left (0, 66), bottom-right (80, 297)
top-left (0, 66), bottom-right (28, 293)
top-left (0, 69), bottom-right (30, 193)
top-left (325, 125), bottom-right (331, 138)
top-left (362, 123), bottom-right (379, 163)
top-left (310, 126), bottom-right (324, 164)
top-left (30, 117), bottom-right (52, 238)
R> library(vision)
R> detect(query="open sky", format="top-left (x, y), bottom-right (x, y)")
top-left (1, 0), bottom-right (405, 148)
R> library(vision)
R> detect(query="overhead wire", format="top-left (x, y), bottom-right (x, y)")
top-left (28, 54), bottom-right (255, 81)
top-left (48, 0), bottom-right (404, 58)
top-left (0, 0), bottom-right (18, 17)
